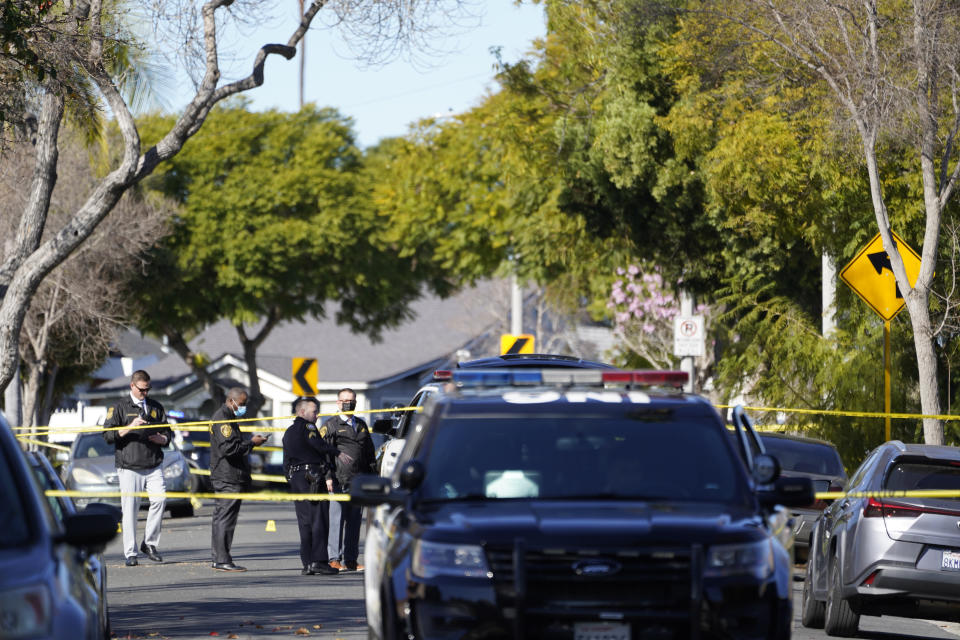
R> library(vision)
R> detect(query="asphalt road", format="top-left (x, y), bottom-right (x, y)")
top-left (105, 500), bottom-right (367, 640)
top-left (106, 500), bottom-right (960, 640)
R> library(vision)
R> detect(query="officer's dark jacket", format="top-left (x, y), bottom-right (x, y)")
top-left (209, 404), bottom-right (254, 485)
top-left (321, 415), bottom-right (376, 486)
top-left (282, 417), bottom-right (338, 476)
top-left (102, 396), bottom-right (172, 471)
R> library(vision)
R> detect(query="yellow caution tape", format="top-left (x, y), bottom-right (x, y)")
top-left (44, 488), bottom-right (960, 503)
top-left (188, 468), bottom-right (287, 484)
top-left (14, 405), bottom-right (420, 438)
top-left (815, 489), bottom-right (960, 500)
top-left (45, 489), bottom-right (350, 502)
top-left (18, 437), bottom-right (70, 452)
top-left (715, 404), bottom-right (960, 421)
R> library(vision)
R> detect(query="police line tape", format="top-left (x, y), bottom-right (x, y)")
top-left (41, 487), bottom-right (960, 503)
top-left (715, 404), bottom-right (960, 422)
top-left (18, 401), bottom-right (960, 442)
top-left (44, 489), bottom-right (351, 502)
top-left (188, 467), bottom-right (287, 484)
top-left (11, 405), bottom-right (422, 439)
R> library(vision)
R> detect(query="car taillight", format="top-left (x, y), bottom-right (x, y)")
top-left (861, 570), bottom-right (879, 586)
top-left (0, 583), bottom-right (51, 639)
top-left (863, 497), bottom-right (885, 517)
top-left (864, 497), bottom-right (928, 518)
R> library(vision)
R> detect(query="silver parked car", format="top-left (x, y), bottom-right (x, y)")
top-left (63, 432), bottom-right (196, 517)
top-left (802, 440), bottom-right (960, 636)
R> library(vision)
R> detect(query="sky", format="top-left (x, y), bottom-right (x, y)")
top-left (165, 2), bottom-right (547, 148)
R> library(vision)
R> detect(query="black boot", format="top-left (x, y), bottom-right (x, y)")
top-left (310, 561), bottom-right (338, 575)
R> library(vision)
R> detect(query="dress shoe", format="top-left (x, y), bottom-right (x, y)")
top-left (311, 562), bottom-right (338, 575)
top-left (211, 562), bottom-right (247, 572)
top-left (328, 560), bottom-right (345, 571)
top-left (140, 542), bottom-right (163, 562)
top-left (125, 556), bottom-right (138, 567)
top-left (301, 566), bottom-right (315, 575)
top-left (344, 562), bottom-right (364, 572)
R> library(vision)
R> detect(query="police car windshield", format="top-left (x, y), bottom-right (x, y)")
top-left (418, 415), bottom-right (749, 504)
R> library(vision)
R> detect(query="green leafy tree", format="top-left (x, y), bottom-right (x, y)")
top-left (136, 103), bottom-right (437, 411)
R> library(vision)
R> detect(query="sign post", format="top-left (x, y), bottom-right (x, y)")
top-left (839, 231), bottom-right (922, 441)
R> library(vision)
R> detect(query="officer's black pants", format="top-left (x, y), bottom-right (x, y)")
top-left (288, 470), bottom-right (330, 568)
top-left (211, 480), bottom-right (244, 564)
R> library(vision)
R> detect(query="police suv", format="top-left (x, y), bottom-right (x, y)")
top-left (353, 369), bottom-right (812, 640)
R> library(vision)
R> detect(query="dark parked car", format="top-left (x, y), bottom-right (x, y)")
top-left (759, 432), bottom-right (847, 562)
top-left (802, 440), bottom-right (960, 636)
top-left (63, 432), bottom-right (196, 517)
top-left (25, 450), bottom-right (118, 639)
top-left (170, 412), bottom-right (211, 491)
top-left (0, 410), bottom-right (117, 640)
top-left (355, 368), bottom-right (812, 640)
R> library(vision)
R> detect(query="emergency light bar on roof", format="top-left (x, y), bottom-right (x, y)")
top-left (437, 368), bottom-right (689, 389)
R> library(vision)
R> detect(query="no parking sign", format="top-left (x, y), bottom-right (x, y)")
top-left (673, 315), bottom-right (705, 357)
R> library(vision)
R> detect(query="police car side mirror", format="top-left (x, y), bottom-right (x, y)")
top-left (752, 453), bottom-right (781, 485)
top-left (399, 460), bottom-right (425, 491)
top-left (758, 476), bottom-right (815, 509)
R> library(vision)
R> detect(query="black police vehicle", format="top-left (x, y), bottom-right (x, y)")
top-left (352, 369), bottom-right (811, 640)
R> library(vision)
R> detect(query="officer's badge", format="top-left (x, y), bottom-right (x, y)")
top-left (221, 424), bottom-right (233, 438)
top-left (150, 409), bottom-right (157, 419)
top-left (359, 426), bottom-right (367, 434)
top-left (106, 407), bottom-right (114, 420)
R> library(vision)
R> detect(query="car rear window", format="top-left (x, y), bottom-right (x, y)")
top-left (74, 434), bottom-right (114, 459)
top-left (885, 461), bottom-right (960, 492)
top-left (759, 436), bottom-right (845, 477)
top-left (419, 415), bottom-right (749, 504)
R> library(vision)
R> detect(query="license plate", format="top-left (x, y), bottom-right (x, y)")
top-left (942, 550), bottom-right (960, 570)
top-left (574, 622), bottom-right (630, 640)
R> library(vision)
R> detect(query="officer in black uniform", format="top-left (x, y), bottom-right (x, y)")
top-left (102, 369), bottom-right (172, 566)
top-left (283, 396), bottom-right (340, 575)
top-left (209, 386), bottom-right (267, 572)
top-left (323, 388), bottom-right (376, 571)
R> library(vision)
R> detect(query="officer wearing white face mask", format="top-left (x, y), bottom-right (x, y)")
top-left (208, 386), bottom-right (267, 571)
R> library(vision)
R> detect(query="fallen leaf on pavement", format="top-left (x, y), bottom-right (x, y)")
top-left (294, 628), bottom-right (310, 636)
top-left (228, 634), bottom-right (239, 639)
top-left (312, 625), bottom-right (322, 629)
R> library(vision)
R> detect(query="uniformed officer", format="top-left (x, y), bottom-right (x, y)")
top-left (323, 388), bottom-right (376, 571)
top-left (102, 369), bottom-right (173, 566)
top-left (282, 396), bottom-right (340, 575)
top-left (209, 386), bottom-right (267, 572)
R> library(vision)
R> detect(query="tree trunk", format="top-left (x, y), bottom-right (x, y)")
top-left (907, 283), bottom-right (944, 444)
top-left (39, 361), bottom-right (58, 428)
top-left (21, 359), bottom-right (42, 430)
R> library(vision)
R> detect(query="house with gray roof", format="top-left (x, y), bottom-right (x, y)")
top-left (78, 282), bottom-right (505, 424)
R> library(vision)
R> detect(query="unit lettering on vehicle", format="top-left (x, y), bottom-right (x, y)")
top-left (501, 391), bottom-right (650, 405)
